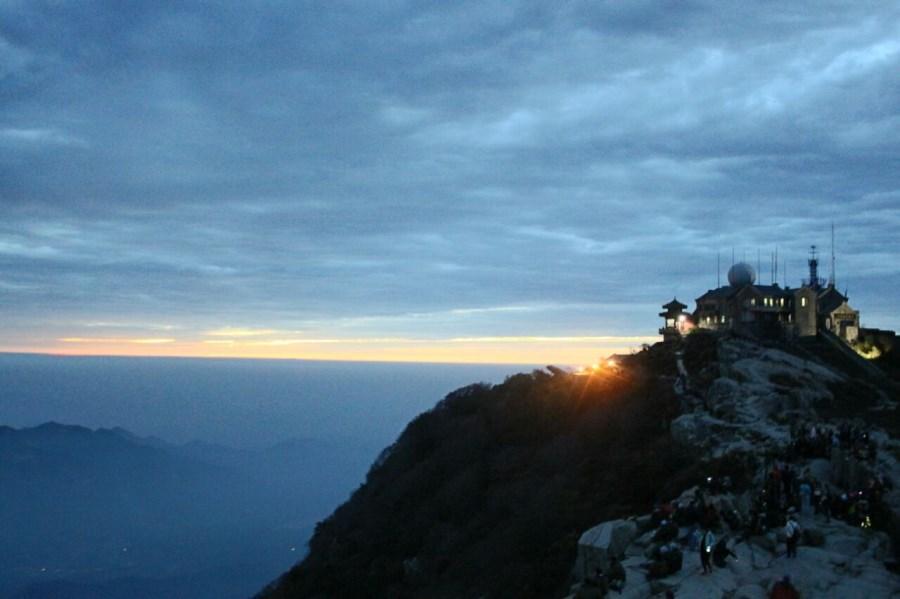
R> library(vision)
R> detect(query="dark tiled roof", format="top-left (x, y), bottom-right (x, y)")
top-left (696, 283), bottom-right (797, 304)
top-left (818, 286), bottom-right (848, 313)
top-left (751, 284), bottom-right (794, 298)
top-left (696, 286), bottom-right (737, 301)
top-left (662, 298), bottom-right (687, 310)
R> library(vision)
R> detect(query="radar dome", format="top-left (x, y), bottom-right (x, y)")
top-left (727, 262), bottom-right (756, 287)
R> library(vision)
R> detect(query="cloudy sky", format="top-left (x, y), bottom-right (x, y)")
top-left (1, 1), bottom-right (898, 364)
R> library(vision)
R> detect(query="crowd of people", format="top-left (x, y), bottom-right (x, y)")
top-left (788, 420), bottom-right (878, 463)
top-left (637, 484), bottom-right (743, 582)
top-left (577, 414), bottom-right (891, 598)
top-left (764, 419), bottom-right (892, 532)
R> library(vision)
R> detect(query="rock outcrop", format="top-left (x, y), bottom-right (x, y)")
top-left (568, 335), bottom-right (900, 598)
top-left (575, 519), bottom-right (639, 580)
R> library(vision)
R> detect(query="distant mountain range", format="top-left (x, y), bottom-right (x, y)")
top-left (0, 422), bottom-right (376, 599)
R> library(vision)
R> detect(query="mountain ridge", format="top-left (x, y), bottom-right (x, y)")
top-left (259, 330), bottom-right (900, 598)
top-left (0, 421), bottom-right (371, 599)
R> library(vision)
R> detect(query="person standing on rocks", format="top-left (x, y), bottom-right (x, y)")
top-left (799, 479), bottom-right (812, 515)
top-left (700, 527), bottom-right (715, 574)
top-left (712, 536), bottom-right (737, 568)
top-left (784, 513), bottom-right (800, 558)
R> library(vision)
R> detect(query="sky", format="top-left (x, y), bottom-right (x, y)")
top-left (1, 1), bottom-right (899, 365)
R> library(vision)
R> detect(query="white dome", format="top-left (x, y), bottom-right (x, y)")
top-left (728, 262), bottom-right (756, 287)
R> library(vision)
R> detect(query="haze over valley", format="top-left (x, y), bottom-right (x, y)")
top-left (0, 355), bottom-right (523, 598)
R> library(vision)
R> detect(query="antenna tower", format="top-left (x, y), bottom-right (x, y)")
top-left (830, 222), bottom-right (836, 287)
top-left (774, 246), bottom-right (778, 285)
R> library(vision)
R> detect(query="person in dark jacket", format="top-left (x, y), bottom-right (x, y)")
top-left (653, 519), bottom-right (679, 543)
top-left (699, 528), bottom-right (715, 574)
top-left (713, 537), bottom-right (737, 568)
top-left (784, 514), bottom-right (800, 558)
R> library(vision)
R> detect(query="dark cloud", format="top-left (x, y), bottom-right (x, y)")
top-left (1, 1), bottom-right (898, 354)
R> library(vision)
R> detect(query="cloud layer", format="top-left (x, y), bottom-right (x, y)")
top-left (1, 2), bottom-right (899, 362)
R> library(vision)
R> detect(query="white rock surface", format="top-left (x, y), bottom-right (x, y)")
top-left (570, 335), bottom-right (900, 598)
top-left (575, 518), bottom-right (638, 580)
top-left (594, 517), bottom-right (900, 598)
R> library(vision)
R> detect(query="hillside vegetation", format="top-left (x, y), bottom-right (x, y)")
top-left (262, 330), bottom-right (900, 598)
top-left (262, 336), bottom-right (733, 598)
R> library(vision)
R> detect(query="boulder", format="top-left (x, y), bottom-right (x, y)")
top-left (863, 531), bottom-right (892, 561)
top-left (802, 527), bottom-right (825, 547)
top-left (575, 519), bottom-right (638, 581)
top-left (807, 458), bottom-right (832, 484)
top-left (707, 377), bottom-right (741, 419)
top-left (633, 514), bottom-right (654, 533)
top-left (827, 531), bottom-right (866, 555)
top-left (648, 580), bottom-right (674, 596)
top-left (734, 584), bottom-right (768, 599)
top-left (671, 413), bottom-right (709, 447)
top-left (747, 533), bottom-right (777, 553)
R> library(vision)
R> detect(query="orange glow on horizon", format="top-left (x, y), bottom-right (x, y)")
top-left (2, 334), bottom-right (660, 366)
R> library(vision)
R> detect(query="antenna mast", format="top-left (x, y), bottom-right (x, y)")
top-left (717, 252), bottom-right (721, 288)
top-left (772, 245), bottom-right (778, 285)
top-left (830, 222), bottom-right (836, 287)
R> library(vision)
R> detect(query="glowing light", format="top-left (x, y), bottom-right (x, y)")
top-left (24, 332), bottom-right (655, 365)
top-left (607, 358), bottom-right (617, 368)
top-left (449, 335), bottom-right (658, 344)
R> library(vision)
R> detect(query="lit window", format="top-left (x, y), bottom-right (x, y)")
top-left (801, 297), bottom-right (807, 307)
top-left (750, 298), bottom-right (756, 306)
top-left (720, 315), bottom-right (726, 323)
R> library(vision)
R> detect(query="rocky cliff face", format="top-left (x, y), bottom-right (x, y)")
top-left (261, 332), bottom-right (900, 598)
top-left (569, 334), bottom-right (900, 598)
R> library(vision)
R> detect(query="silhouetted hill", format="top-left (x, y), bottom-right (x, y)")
top-left (260, 335), bottom-right (729, 598)
top-left (0, 422), bottom-right (374, 599)
top-left (260, 331), bottom-right (900, 598)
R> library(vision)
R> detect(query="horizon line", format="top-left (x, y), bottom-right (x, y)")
top-left (0, 349), bottom-right (564, 368)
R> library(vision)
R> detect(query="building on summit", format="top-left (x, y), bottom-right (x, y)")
top-left (660, 245), bottom-right (861, 344)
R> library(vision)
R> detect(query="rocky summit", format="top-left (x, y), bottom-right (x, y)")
top-left (261, 331), bottom-right (900, 598)
top-left (569, 334), bottom-right (900, 598)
